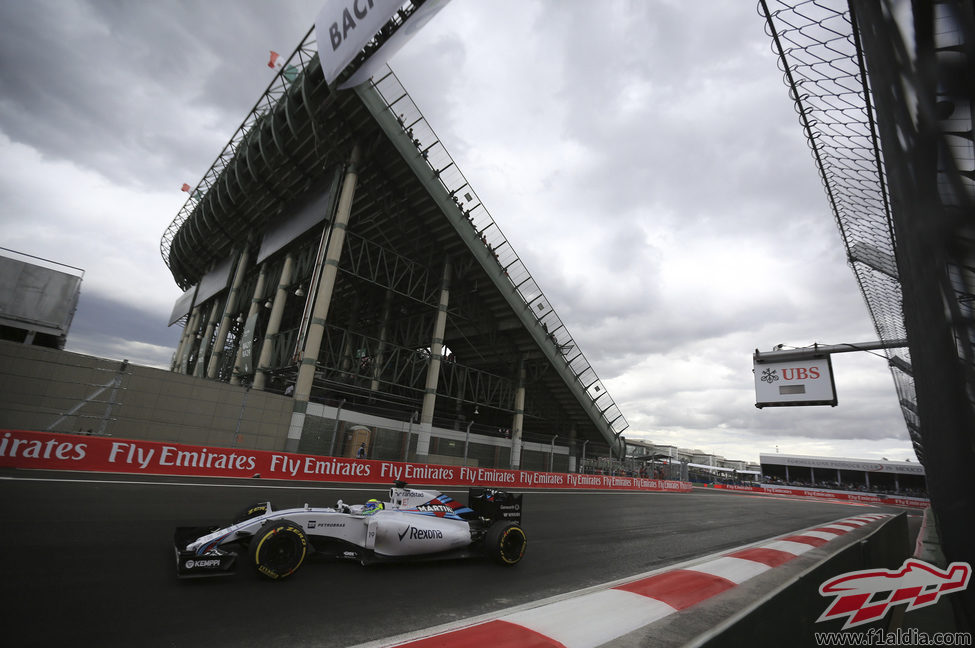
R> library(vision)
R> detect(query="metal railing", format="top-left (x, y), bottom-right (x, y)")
top-left (361, 65), bottom-right (629, 437)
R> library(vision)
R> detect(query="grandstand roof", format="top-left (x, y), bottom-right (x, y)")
top-left (760, 453), bottom-right (924, 475)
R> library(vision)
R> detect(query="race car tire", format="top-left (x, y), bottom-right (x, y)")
top-left (232, 501), bottom-right (272, 525)
top-left (249, 519), bottom-right (307, 580)
top-left (484, 521), bottom-right (526, 566)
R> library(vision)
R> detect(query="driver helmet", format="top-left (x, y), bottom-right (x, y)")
top-left (361, 498), bottom-right (384, 515)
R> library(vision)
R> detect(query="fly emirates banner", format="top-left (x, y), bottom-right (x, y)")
top-left (0, 429), bottom-right (691, 492)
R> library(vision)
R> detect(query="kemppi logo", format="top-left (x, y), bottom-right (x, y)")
top-left (185, 559), bottom-right (222, 569)
top-left (817, 558), bottom-right (971, 629)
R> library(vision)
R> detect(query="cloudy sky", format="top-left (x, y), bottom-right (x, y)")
top-left (0, 0), bottom-right (914, 466)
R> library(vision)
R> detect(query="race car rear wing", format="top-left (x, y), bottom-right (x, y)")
top-left (468, 488), bottom-right (522, 524)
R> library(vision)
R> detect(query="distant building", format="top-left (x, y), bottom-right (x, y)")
top-left (0, 249), bottom-right (82, 350)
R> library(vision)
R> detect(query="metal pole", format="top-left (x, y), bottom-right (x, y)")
top-left (549, 435), bottom-right (558, 472)
top-left (404, 411), bottom-right (417, 462)
top-left (233, 386), bottom-right (250, 447)
top-left (619, 435), bottom-right (626, 475)
top-left (464, 420), bottom-right (473, 466)
top-left (328, 399), bottom-right (346, 456)
top-left (581, 439), bottom-right (590, 474)
top-left (753, 339), bottom-right (908, 363)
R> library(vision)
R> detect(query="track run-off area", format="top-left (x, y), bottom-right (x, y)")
top-left (0, 470), bottom-right (919, 647)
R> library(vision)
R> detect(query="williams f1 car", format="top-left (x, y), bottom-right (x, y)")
top-left (174, 482), bottom-right (525, 580)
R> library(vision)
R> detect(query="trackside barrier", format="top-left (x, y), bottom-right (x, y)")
top-left (0, 430), bottom-right (692, 492)
top-left (692, 514), bottom-right (932, 646)
top-left (712, 483), bottom-right (929, 509)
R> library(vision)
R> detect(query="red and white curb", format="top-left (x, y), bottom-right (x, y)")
top-left (364, 513), bottom-right (891, 648)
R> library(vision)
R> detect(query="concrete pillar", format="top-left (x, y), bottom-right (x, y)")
top-left (288, 144), bottom-right (361, 453)
top-left (253, 253), bottom-right (295, 391)
top-left (230, 262), bottom-right (267, 385)
top-left (194, 301), bottom-right (223, 378)
top-left (207, 246), bottom-right (251, 379)
top-left (369, 289), bottom-right (393, 393)
top-left (174, 306), bottom-right (201, 373)
top-left (416, 258), bottom-right (452, 458)
top-left (173, 311), bottom-right (192, 371)
top-left (510, 357), bottom-right (526, 470)
top-left (810, 467), bottom-right (816, 485)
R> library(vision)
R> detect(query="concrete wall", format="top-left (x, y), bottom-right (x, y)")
top-left (0, 341), bottom-right (292, 450)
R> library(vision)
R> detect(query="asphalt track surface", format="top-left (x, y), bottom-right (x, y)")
top-left (0, 470), bottom-right (917, 647)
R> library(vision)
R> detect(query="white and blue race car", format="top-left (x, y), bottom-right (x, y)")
top-left (174, 482), bottom-right (525, 580)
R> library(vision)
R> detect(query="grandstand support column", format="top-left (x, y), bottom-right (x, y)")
top-left (230, 262), bottom-right (267, 385)
top-left (369, 289), bottom-right (393, 393)
top-left (174, 306), bottom-right (200, 373)
top-left (207, 245), bottom-right (251, 379)
top-left (510, 357), bottom-right (526, 470)
top-left (416, 258), bottom-right (452, 459)
top-left (253, 252), bottom-right (295, 391)
top-left (287, 143), bottom-right (361, 453)
top-left (194, 301), bottom-right (223, 378)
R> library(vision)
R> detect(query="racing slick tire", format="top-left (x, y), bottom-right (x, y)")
top-left (249, 519), bottom-right (308, 580)
top-left (484, 521), bottom-right (526, 566)
top-left (232, 501), bottom-right (272, 525)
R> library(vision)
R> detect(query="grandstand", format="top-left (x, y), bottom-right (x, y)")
top-left (160, 9), bottom-right (627, 472)
top-left (760, 452), bottom-right (927, 497)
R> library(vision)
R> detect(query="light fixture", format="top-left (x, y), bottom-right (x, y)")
top-left (264, 299), bottom-right (272, 309)
top-left (474, 405), bottom-right (479, 415)
top-left (294, 285), bottom-right (305, 297)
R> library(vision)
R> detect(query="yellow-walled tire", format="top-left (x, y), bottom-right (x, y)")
top-left (485, 521), bottom-right (526, 566)
top-left (249, 520), bottom-right (307, 580)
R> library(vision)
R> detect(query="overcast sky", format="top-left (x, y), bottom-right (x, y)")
top-left (0, 0), bottom-right (915, 466)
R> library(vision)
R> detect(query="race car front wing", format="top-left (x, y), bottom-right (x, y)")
top-left (174, 527), bottom-right (238, 578)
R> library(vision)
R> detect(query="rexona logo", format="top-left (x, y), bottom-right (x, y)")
top-left (397, 526), bottom-right (444, 542)
top-left (817, 558), bottom-right (971, 629)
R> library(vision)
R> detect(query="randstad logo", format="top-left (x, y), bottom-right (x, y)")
top-left (817, 558), bottom-right (971, 629)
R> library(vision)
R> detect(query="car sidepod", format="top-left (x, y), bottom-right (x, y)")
top-left (371, 510), bottom-right (473, 557)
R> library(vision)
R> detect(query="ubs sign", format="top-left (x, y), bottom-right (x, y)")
top-left (754, 355), bottom-right (837, 408)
